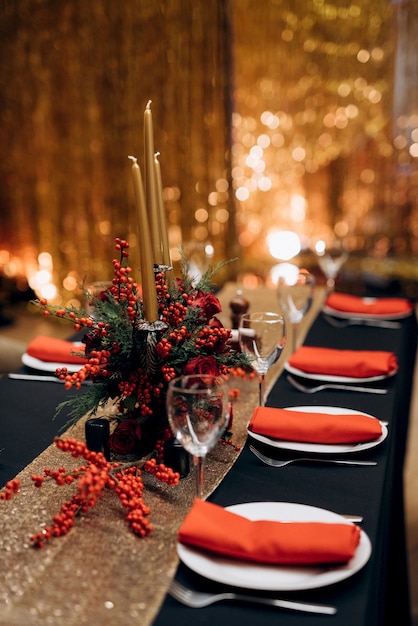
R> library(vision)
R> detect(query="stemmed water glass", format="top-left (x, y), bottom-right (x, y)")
top-left (166, 375), bottom-right (229, 499)
top-left (314, 239), bottom-right (348, 291)
top-left (238, 312), bottom-right (286, 406)
top-left (277, 268), bottom-right (315, 353)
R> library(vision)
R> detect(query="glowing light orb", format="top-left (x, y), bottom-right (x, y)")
top-left (270, 262), bottom-right (300, 286)
top-left (267, 230), bottom-right (301, 260)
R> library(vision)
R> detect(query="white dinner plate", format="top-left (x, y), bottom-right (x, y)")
top-left (21, 342), bottom-right (85, 374)
top-left (247, 405), bottom-right (387, 454)
top-left (284, 361), bottom-right (397, 384)
top-left (323, 302), bottom-right (411, 321)
top-left (177, 501), bottom-right (371, 591)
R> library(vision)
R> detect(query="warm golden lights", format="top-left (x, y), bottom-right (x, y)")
top-left (0, 1), bottom-right (417, 303)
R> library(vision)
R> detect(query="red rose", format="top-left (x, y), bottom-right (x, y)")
top-left (183, 355), bottom-right (220, 377)
top-left (108, 419), bottom-right (141, 454)
top-left (192, 291), bottom-right (222, 322)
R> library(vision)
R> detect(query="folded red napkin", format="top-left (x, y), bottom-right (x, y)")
top-left (248, 406), bottom-right (382, 443)
top-left (288, 346), bottom-right (398, 378)
top-left (26, 336), bottom-right (87, 364)
top-left (178, 499), bottom-right (361, 565)
top-left (326, 293), bottom-right (413, 316)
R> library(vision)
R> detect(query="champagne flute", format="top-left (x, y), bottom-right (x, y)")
top-left (314, 239), bottom-right (348, 291)
top-left (238, 312), bottom-right (286, 406)
top-left (277, 267), bottom-right (315, 353)
top-left (166, 375), bottom-right (229, 498)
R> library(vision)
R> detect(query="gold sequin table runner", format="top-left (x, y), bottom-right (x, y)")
top-left (0, 374), bottom-right (262, 626)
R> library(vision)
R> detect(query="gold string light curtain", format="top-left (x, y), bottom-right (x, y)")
top-left (0, 0), bottom-right (417, 302)
top-left (0, 0), bottom-right (233, 302)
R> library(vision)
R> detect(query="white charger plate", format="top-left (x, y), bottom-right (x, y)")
top-left (323, 301), bottom-right (411, 321)
top-left (21, 342), bottom-right (85, 373)
top-left (284, 361), bottom-right (397, 384)
top-left (177, 501), bottom-right (371, 591)
top-left (247, 405), bottom-right (387, 454)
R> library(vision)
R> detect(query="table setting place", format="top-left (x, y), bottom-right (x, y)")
top-left (284, 344), bottom-right (398, 395)
top-left (322, 292), bottom-right (414, 328)
top-left (8, 335), bottom-right (87, 382)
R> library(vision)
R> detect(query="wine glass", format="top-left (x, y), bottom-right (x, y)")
top-left (181, 241), bottom-right (214, 285)
top-left (238, 312), bottom-right (286, 406)
top-left (314, 239), bottom-right (348, 291)
top-left (166, 374), bottom-right (229, 498)
top-left (277, 267), bottom-right (315, 353)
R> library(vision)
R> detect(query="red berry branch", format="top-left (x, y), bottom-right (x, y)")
top-left (1, 437), bottom-right (179, 548)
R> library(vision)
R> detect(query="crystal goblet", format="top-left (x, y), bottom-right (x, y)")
top-left (166, 375), bottom-right (229, 498)
top-left (314, 239), bottom-right (348, 291)
top-left (238, 311), bottom-right (286, 406)
top-left (277, 268), bottom-right (315, 353)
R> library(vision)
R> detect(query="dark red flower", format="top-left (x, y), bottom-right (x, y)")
top-left (182, 355), bottom-right (220, 377)
top-left (108, 419), bottom-right (141, 454)
top-left (82, 331), bottom-right (102, 357)
top-left (192, 291), bottom-right (222, 322)
top-left (98, 289), bottom-right (111, 302)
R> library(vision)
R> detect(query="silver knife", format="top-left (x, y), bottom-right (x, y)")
top-left (8, 373), bottom-right (91, 384)
top-left (341, 514), bottom-right (363, 523)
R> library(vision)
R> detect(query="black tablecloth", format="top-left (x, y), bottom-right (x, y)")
top-left (0, 379), bottom-right (80, 486)
top-left (153, 310), bottom-right (417, 626)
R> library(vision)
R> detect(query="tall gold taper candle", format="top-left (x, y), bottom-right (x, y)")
top-left (129, 156), bottom-right (159, 322)
top-left (154, 152), bottom-right (171, 269)
top-left (144, 101), bottom-right (163, 264)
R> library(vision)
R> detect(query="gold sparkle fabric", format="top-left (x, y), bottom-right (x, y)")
top-left (0, 378), bottom-right (259, 625)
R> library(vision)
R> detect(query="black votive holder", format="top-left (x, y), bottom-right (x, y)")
top-left (85, 417), bottom-right (110, 460)
top-left (163, 438), bottom-right (190, 478)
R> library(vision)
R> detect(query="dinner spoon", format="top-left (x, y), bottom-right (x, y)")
top-left (169, 580), bottom-right (337, 614)
top-left (287, 374), bottom-right (388, 395)
top-left (249, 445), bottom-right (377, 468)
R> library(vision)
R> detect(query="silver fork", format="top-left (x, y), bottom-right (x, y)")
top-left (169, 579), bottom-right (337, 614)
top-left (323, 314), bottom-right (401, 329)
top-left (249, 445), bottom-right (377, 468)
top-left (287, 374), bottom-right (388, 394)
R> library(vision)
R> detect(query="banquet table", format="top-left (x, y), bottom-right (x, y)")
top-left (0, 287), bottom-right (417, 626)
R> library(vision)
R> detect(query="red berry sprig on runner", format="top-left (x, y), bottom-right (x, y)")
top-left (143, 458), bottom-right (180, 486)
top-left (0, 436), bottom-right (179, 547)
top-left (113, 466), bottom-right (153, 537)
top-left (0, 478), bottom-right (20, 500)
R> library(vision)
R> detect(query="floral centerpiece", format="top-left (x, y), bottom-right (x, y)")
top-left (38, 237), bottom-right (250, 458)
top-left (1, 103), bottom-right (252, 545)
top-left (0, 238), bottom-right (251, 547)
